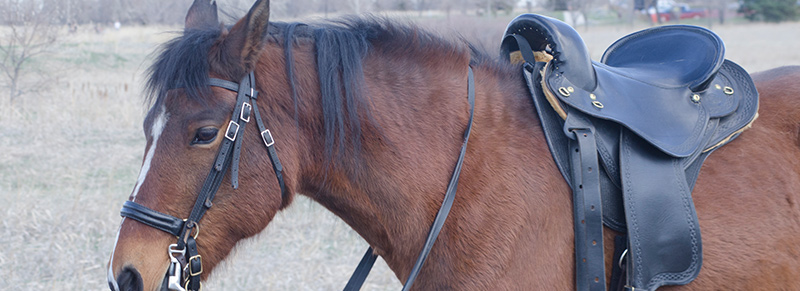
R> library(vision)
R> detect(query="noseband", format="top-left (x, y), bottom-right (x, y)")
top-left (117, 66), bottom-right (475, 291)
top-left (119, 71), bottom-right (286, 291)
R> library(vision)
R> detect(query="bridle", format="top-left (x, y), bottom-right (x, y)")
top-left (117, 66), bottom-right (475, 291)
top-left (120, 71), bottom-right (285, 291)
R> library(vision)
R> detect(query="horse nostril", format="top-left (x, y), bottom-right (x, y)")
top-left (116, 266), bottom-right (144, 291)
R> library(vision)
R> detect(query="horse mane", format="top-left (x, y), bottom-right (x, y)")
top-left (145, 16), bottom-right (481, 162)
top-left (145, 28), bottom-right (221, 107)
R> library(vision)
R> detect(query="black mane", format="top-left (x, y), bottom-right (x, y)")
top-left (145, 16), bottom-right (475, 162)
top-left (145, 28), bottom-right (221, 107)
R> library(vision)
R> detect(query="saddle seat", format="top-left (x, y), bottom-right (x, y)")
top-left (601, 26), bottom-right (724, 91)
top-left (500, 13), bottom-right (759, 291)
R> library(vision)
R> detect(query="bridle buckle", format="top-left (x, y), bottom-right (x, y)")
top-left (224, 121), bottom-right (240, 141)
top-left (261, 129), bottom-right (275, 147)
top-left (188, 254), bottom-right (203, 276)
top-left (240, 102), bottom-right (252, 123)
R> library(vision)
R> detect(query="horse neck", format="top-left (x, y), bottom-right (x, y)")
top-left (286, 39), bottom-right (575, 286)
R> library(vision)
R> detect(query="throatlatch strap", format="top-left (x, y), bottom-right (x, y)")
top-left (344, 67), bottom-right (476, 291)
top-left (250, 90), bottom-right (287, 201)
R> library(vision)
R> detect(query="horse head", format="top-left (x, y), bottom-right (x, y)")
top-left (107, 1), bottom-right (298, 290)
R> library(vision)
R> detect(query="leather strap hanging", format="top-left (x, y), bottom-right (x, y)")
top-left (344, 66), bottom-right (476, 291)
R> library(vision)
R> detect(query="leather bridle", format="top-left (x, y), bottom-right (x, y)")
top-left (117, 66), bottom-right (475, 291)
top-left (120, 71), bottom-right (286, 291)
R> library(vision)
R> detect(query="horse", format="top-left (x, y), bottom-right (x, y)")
top-left (107, 0), bottom-right (800, 290)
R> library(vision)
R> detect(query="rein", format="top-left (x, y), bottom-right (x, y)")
top-left (117, 66), bottom-right (475, 291)
top-left (345, 67), bottom-right (476, 291)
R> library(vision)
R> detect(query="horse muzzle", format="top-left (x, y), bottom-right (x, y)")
top-left (108, 266), bottom-right (172, 291)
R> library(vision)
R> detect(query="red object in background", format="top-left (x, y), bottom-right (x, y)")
top-left (657, 4), bottom-right (708, 22)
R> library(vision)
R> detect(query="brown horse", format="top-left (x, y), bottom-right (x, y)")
top-left (107, 0), bottom-right (800, 290)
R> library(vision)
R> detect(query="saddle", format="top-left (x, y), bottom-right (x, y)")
top-left (499, 14), bottom-right (758, 291)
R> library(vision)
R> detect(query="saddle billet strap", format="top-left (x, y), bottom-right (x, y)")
top-left (521, 64), bottom-right (608, 291)
top-left (344, 66), bottom-right (476, 291)
top-left (566, 117), bottom-right (606, 291)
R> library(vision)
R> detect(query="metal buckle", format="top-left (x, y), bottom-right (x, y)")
top-left (240, 102), bottom-right (252, 123)
top-left (184, 280), bottom-right (202, 291)
top-left (188, 255), bottom-right (203, 276)
top-left (225, 121), bottom-right (239, 141)
top-left (261, 129), bottom-right (275, 147)
top-left (618, 248), bottom-right (628, 268)
top-left (167, 244), bottom-right (187, 291)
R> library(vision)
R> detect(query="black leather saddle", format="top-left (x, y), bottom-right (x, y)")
top-left (500, 14), bottom-right (759, 291)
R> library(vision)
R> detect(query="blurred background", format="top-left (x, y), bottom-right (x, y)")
top-left (1, 0), bottom-right (798, 290)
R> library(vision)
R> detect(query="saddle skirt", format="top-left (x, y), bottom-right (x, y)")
top-left (500, 14), bottom-right (759, 291)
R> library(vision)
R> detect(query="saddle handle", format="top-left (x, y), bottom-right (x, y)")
top-left (500, 14), bottom-right (597, 92)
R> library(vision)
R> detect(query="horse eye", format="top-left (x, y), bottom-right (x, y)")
top-left (191, 127), bottom-right (219, 145)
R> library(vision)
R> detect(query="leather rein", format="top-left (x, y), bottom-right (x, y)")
top-left (118, 67), bottom-right (476, 291)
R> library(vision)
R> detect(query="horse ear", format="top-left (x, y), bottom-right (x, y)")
top-left (185, 0), bottom-right (219, 30)
top-left (223, 0), bottom-right (270, 72)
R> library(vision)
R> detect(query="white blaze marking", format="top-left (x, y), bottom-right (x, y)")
top-left (108, 106), bottom-right (168, 289)
top-left (131, 106), bottom-right (168, 201)
top-left (107, 220), bottom-right (123, 291)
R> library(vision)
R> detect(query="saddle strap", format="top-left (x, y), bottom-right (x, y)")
top-left (521, 64), bottom-right (606, 290)
top-left (569, 126), bottom-right (607, 291)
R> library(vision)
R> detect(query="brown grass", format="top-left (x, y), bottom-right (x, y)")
top-left (1, 14), bottom-right (799, 290)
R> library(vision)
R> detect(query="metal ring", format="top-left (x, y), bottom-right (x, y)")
top-left (592, 101), bottom-right (604, 109)
top-left (618, 248), bottom-right (628, 268)
top-left (558, 86), bottom-right (571, 97)
top-left (191, 223), bottom-right (200, 239)
top-left (723, 86), bottom-right (734, 95)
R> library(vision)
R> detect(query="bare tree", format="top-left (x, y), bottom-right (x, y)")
top-left (0, 0), bottom-right (61, 104)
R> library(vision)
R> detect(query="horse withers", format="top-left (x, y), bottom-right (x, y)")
top-left (107, 0), bottom-right (800, 290)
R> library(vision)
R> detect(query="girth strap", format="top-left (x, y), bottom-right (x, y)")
top-left (344, 66), bottom-right (476, 291)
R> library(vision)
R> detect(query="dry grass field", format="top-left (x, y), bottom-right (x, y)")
top-left (1, 12), bottom-right (799, 290)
